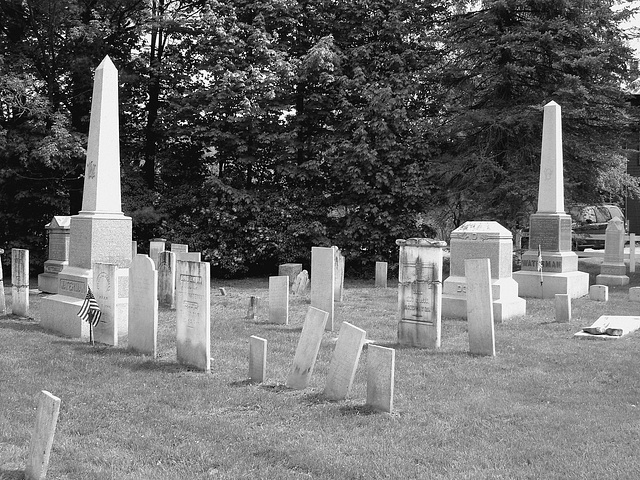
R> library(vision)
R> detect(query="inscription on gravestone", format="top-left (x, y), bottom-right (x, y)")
top-left (400, 258), bottom-right (436, 323)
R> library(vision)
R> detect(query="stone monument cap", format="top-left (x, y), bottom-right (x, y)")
top-left (396, 238), bottom-right (447, 248)
top-left (451, 221), bottom-right (512, 240)
top-left (46, 216), bottom-right (71, 230)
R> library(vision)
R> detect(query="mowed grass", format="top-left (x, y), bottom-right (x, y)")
top-left (2, 259), bottom-right (640, 479)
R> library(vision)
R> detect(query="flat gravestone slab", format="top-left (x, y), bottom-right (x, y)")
top-left (129, 255), bottom-right (158, 357)
top-left (249, 335), bottom-right (267, 383)
top-left (157, 250), bottom-right (176, 308)
top-left (366, 345), bottom-right (395, 413)
top-left (311, 247), bottom-right (335, 330)
top-left (574, 316), bottom-right (640, 340)
top-left (176, 260), bottom-right (210, 371)
top-left (269, 276), bottom-right (289, 324)
top-left (323, 322), bottom-right (366, 400)
top-left (25, 390), bottom-right (61, 480)
top-left (93, 263), bottom-right (118, 346)
top-left (285, 307), bottom-right (329, 390)
top-left (465, 258), bottom-right (495, 356)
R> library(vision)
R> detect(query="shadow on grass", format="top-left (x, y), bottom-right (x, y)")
top-left (0, 468), bottom-right (24, 480)
top-left (261, 325), bottom-right (303, 333)
top-left (0, 316), bottom-right (41, 332)
top-left (339, 404), bottom-right (378, 416)
top-left (229, 379), bottom-right (254, 387)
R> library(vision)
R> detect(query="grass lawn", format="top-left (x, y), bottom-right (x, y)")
top-left (2, 258), bottom-right (640, 479)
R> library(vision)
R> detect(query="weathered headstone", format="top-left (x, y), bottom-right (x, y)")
top-left (513, 101), bottom-right (589, 298)
top-left (92, 263), bottom-right (119, 346)
top-left (285, 306), bottom-right (329, 389)
top-left (397, 238), bottom-right (446, 348)
top-left (37, 216), bottom-right (71, 293)
top-left (25, 390), bottom-right (61, 480)
top-left (170, 243), bottom-right (189, 254)
top-left (246, 295), bottom-right (260, 320)
top-left (333, 246), bottom-right (345, 302)
top-left (11, 248), bottom-right (29, 317)
top-left (157, 250), bottom-right (176, 308)
top-left (41, 56), bottom-right (132, 340)
top-left (291, 270), bottom-right (309, 295)
top-left (175, 251), bottom-right (201, 263)
top-left (442, 221), bottom-right (526, 322)
top-left (149, 239), bottom-right (166, 269)
top-left (555, 294), bottom-right (571, 323)
top-left (596, 217), bottom-right (629, 286)
top-left (590, 284), bottom-right (608, 302)
top-left (129, 255), bottom-right (158, 357)
top-left (176, 260), bottom-right (211, 371)
top-left (311, 247), bottom-right (335, 330)
top-left (323, 322), bottom-right (366, 400)
top-left (629, 287), bottom-right (640, 303)
top-left (366, 345), bottom-right (395, 413)
top-left (278, 263), bottom-right (302, 286)
top-left (465, 258), bottom-right (495, 356)
top-left (249, 335), bottom-right (267, 383)
top-left (375, 262), bottom-right (388, 288)
top-left (268, 276), bottom-right (289, 324)
top-left (0, 249), bottom-right (5, 315)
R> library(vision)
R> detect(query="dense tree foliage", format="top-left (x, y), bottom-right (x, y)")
top-left (0, 0), bottom-right (638, 276)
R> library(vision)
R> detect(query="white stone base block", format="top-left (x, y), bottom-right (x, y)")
top-left (40, 295), bottom-right (90, 339)
top-left (37, 273), bottom-right (59, 294)
top-left (397, 320), bottom-right (439, 349)
top-left (512, 270), bottom-right (589, 299)
top-left (590, 285), bottom-right (609, 302)
top-left (442, 295), bottom-right (526, 323)
top-left (629, 287), bottom-right (640, 303)
top-left (595, 274), bottom-right (629, 286)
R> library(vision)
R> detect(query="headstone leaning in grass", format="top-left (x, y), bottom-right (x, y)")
top-left (311, 247), bottom-right (335, 330)
top-left (93, 262), bottom-right (119, 346)
top-left (291, 270), bottom-right (309, 296)
top-left (129, 255), bottom-right (158, 357)
top-left (366, 345), bottom-right (395, 413)
top-left (269, 276), bottom-right (289, 325)
top-left (323, 322), bottom-right (366, 400)
top-left (11, 248), bottom-right (29, 317)
top-left (286, 306), bottom-right (329, 390)
top-left (249, 335), bottom-right (267, 383)
top-left (396, 238), bottom-right (446, 348)
top-left (25, 390), bottom-right (61, 480)
top-left (465, 258), bottom-right (495, 356)
top-left (555, 294), bottom-right (571, 323)
top-left (375, 262), bottom-right (388, 288)
top-left (157, 250), bottom-right (176, 308)
top-left (596, 217), bottom-right (629, 286)
top-left (176, 260), bottom-right (211, 371)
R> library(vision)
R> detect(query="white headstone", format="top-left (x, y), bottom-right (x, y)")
top-left (269, 276), bottom-right (289, 324)
top-left (333, 246), bottom-right (345, 302)
top-left (589, 284), bottom-right (608, 302)
top-left (149, 239), bottom-right (166, 269)
top-left (128, 255), bottom-right (158, 357)
top-left (323, 322), bottom-right (366, 400)
top-left (175, 251), bottom-right (201, 263)
top-left (25, 390), bottom-right (61, 480)
top-left (465, 258), bottom-right (495, 356)
top-left (366, 345), bottom-right (395, 413)
top-left (176, 260), bottom-right (211, 371)
top-left (375, 262), bottom-right (388, 288)
top-left (170, 243), bottom-right (189, 253)
top-left (311, 247), bottom-right (335, 330)
top-left (285, 306), bottom-right (329, 389)
top-left (596, 217), bottom-right (629, 286)
top-left (555, 294), bottom-right (571, 323)
top-left (11, 248), bottom-right (29, 317)
top-left (157, 250), bottom-right (176, 308)
top-left (249, 335), bottom-right (267, 383)
top-left (93, 263), bottom-right (118, 346)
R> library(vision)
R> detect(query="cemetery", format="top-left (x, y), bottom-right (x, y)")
top-left (2, 7), bottom-right (640, 478)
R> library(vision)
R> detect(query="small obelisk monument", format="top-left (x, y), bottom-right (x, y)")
top-left (41, 56), bottom-right (132, 339)
top-left (513, 101), bottom-right (589, 299)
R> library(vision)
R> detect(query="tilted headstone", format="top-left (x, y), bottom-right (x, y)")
top-left (291, 270), bottom-right (309, 295)
top-left (590, 284), bottom-right (608, 302)
top-left (465, 258), bottom-right (495, 356)
top-left (555, 294), bottom-right (571, 323)
top-left (0, 249), bottom-right (6, 315)
top-left (375, 262), bottom-right (388, 288)
top-left (249, 335), bottom-right (267, 383)
top-left (25, 390), bottom-right (61, 480)
top-left (176, 260), bottom-right (211, 371)
top-left (311, 247), bottom-right (335, 330)
top-left (513, 101), bottom-right (588, 298)
top-left (442, 221), bottom-right (525, 323)
top-left (396, 238), bottom-right (446, 348)
top-left (93, 263), bottom-right (119, 346)
top-left (149, 239), bottom-right (166, 270)
top-left (41, 56), bottom-right (132, 340)
top-left (366, 345), bottom-right (395, 413)
top-left (323, 322), bottom-right (366, 400)
top-left (268, 276), bottom-right (289, 324)
top-left (129, 255), bottom-right (158, 357)
top-left (11, 248), bottom-right (29, 317)
top-left (38, 216), bottom-right (71, 293)
top-left (333, 246), bottom-right (345, 302)
top-left (246, 295), bottom-right (260, 320)
top-left (157, 250), bottom-right (176, 308)
top-left (170, 243), bottom-right (189, 253)
top-left (278, 263), bottom-right (302, 286)
top-left (596, 217), bottom-right (629, 286)
top-left (285, 306), bottom-right (329, 389)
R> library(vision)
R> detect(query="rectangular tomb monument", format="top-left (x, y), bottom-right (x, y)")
top-left (38, 216), bottom-right (71, 293)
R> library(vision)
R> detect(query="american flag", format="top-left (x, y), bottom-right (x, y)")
top-left (537, 244), bottom-right (543, 273)
top-left (77, 286), bottom-right (102, 327)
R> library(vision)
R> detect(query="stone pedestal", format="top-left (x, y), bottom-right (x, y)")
top-left (38, 216), bottom-right (71, 294)
top-left (442, 221), bottom-right (525, 323)
top-left (397, 238), bottom-right (446, 348)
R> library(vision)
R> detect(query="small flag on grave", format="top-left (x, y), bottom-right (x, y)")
top-left (77, 286), bottom-right (102, 327)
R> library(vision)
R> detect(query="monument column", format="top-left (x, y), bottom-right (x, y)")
top-left (41, 56), bottom-right (132, 339)
top-left (513, 101), bottom-right (589, 299)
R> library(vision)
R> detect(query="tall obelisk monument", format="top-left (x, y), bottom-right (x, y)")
top-left (513, 101), bottom-right (588, 298)
top-left (41, 56), bottom-right (132, 338)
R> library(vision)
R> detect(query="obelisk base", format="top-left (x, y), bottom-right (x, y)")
top-left (513, 270), bottom-right (589, 299)
top-left (398, 320), bottom-right (439, 349)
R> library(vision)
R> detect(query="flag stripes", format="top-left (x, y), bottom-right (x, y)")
top-left (77, 286), bottom-right (102, 327)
